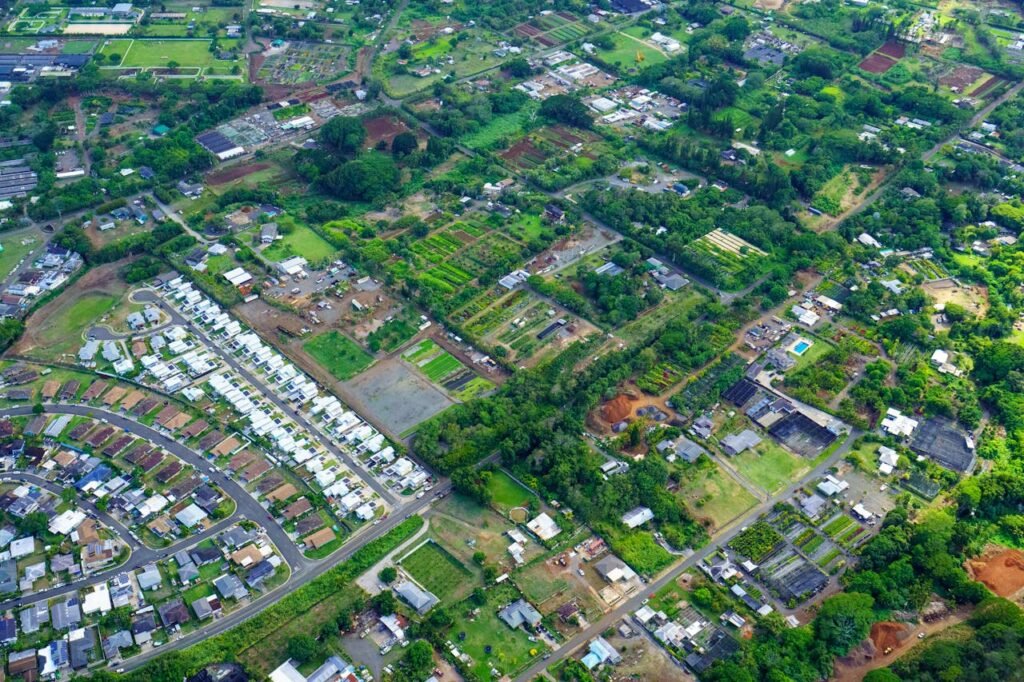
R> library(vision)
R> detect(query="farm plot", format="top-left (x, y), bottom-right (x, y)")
top-left (401, 339), bottom-right (494, 400)
top-left (858, 41), bottom-right (903, 74)
top-left (730, 521), bottom-right (783, 562)
top-left (512, 11), bottom-right (590, 47)
top-left (821, 512), bottom-right (869, 548)
top-left (499, 126), bottom-right (603, 171)
top-left (400, 540), bottom-right (473, 602)
top-left (906, 257), bottom-right (948, 280)
top-left (683, 228), bottom-right (768, 290)
top-left (257, 41), bottom-right (350, 85)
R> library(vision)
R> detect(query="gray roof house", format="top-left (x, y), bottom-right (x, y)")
top-left (394, 581), bottom-right (438, 614)
top-left (499, 599), bottom-right (542, 630)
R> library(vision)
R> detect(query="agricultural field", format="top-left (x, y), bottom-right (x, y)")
top-left (303, 331), bottom-right (375, 380)
top-left (399, 540), bottom-right (473, 602)
top-left (730, 521), bottom-right (783, 562)
top-left (683, 228), bottom-right (769, 291)
top-left (460, 102), bottom-right (539, 150)
top-left (257, 41), bottom-right (351, 85)
top-left (512, 11), bottom-right (591, 47)
top-left (810, 167), bottom-right (862, 216)
top-left (499, 125), bottom-right (615, 190)
top-left (400, 339), bottom-right (494, 400)
top-left (452, 285), bottom-right (598, 367)
top-left (378, 28), bottom-right (507, 97)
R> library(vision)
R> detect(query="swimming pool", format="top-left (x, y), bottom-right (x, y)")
top-left (793, 341), bottom-right (810, 354)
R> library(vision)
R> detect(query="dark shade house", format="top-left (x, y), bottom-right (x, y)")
top-left (911, 418), bottom-right (977, 473)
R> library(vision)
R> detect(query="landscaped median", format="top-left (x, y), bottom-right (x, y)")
top-left (98, 517), bottom-right (424, 681)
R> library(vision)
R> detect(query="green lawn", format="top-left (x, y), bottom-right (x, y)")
top-left (37, 293), bottom-right (117, 357)
top-left (676, 461), bottom-right (757, 531)
top-left (789, 336), bottom-right (833, 373)
top-left (99, 38), bottom-right (241, 69)
top-left (448, 583), bottom-right (546, 679)
top-left (400, 540), bottom-right (472, 602)
top-left (0, 235), bottom-right (40, 281)
top-left (486, 469), bottom-right (535, 512)
top-left (598, 31), bottom-right (668, 72)
top-left (262, 221), bottom-right (337, 264)
top-left (304, 331), bottom-right (374, 381)
top-left (732, 441), bottom-right (809, 494)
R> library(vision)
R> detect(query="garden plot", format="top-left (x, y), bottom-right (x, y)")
top-left (398, 539), bottom-right (474, 603)
top-left (773, 508), bottom-right (846, 572)
top-left (683, 228), bottom-right (768, 290)
top-left (257, 41), bottom-right (351, 85)
top-left (401, 339), bottom-right (494, 400)
top-left (500, 125), bottom-right (603, 172)
top-left (512, 11), bottom-right (590, 47)
top-left (456, 286), bottom-right (597, 366)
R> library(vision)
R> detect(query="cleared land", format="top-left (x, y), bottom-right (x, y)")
top-left (343, 358), bottom-right (454, 436)
top-left (732, 441), bottom-right (809, 493)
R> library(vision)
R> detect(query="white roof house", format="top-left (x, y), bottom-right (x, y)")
top-left (526, 512), bottom-right (561, 541)
top-left (882, 408), bottom-right (918, 438)
top-left (878, 446), bottom-right (899, 475)
top-left (223, 267), bottom-right (253, 287)
top-left (9, 537), bottom-right (35, 559)
top-left (49, 510), bottom-right (86, 535)
top-left (930, 349), bottom-right (949, 366)
top-left (621, 506), bottom-right (654, 529)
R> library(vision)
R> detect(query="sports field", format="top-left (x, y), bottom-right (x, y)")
top-left (400, 540), bottom-right (471, 602)
top-left (98, 38), bottom-right (241, 68)
top-left (303, 330), bottom-right (374, 380)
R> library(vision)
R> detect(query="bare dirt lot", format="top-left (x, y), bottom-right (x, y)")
top-left (343, 358), bottom-right (454, 436)
top-left (923, 279), bottom-right (989, 320)
top-left (858, 53), bottom-right (896, 74)
top-left (208, 163), bottom-right (271, 186)
top-left (602, 629), bottom-right (693, 681)
top-left (363, 115), bottom-right (413, 150)
top-left (967, 548), bottom-right (1024, 597)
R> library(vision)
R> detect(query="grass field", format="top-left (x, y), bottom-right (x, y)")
top-left (99, 38), bottom-right (240, 68)
top-left (486, 469), bottom-right (535, 512)
top-left (400, 540), bottom-right (472, 602)
top-left (262, 222), bottom-right (337, 264)
top-left (304, 331), bottom-right (374, 380)
top-left (461, 103), bottom-right (538, 150)
top-left (61, 39), bottom-right (98, 52)
top-left (732, 441), bottom-right (809, 494)
top-left (598, 31), bottom-right (668, 71)
top-left (421, 352), bottom-right (461, 381)
top-left (39, 293), bottom-right (117, 358)
top-left (448, 583), bottom-right (546, 679)
top-left (676, 461), bottom-right (757, 531)
top-left (0, 234), bottom-right (40, 281)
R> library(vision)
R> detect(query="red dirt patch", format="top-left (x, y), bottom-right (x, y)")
top-left (859, 53), bottom-right (896, 74)
top-left (536, 35), bottom-right (557, 47)
top-left (207, 163), bottom-right (270, 186)
top-left (501, 138), bottom-right (546, 168)
top-left (970, 75), bottom-right (1002, 97)
top-left (870, 621), bottom-right (909, 652)
top-left (967, 548), bottom-right (1024, 597)
top-left (450, 230), bottom-right (476, 244)
top-left (601, 394), bottom-right (632, 423)
top-left (363, 115), bottom-right (411, 149)
top-left (875, 41), bottom-right (906, 59)
top-left (939, 65), bottom-right (984, 90)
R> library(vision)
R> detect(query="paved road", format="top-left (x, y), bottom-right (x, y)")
top-left (135, 290), bottom-right (399, 506)
top-left (120, 486), bottom-right (446, 671)
top-left (0, 404), bottom-right (449, 669)
top-left (513, 429), bottom-right (861, 682)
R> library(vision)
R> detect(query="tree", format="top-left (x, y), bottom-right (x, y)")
top-left (320, 116), bottom-right (366, 155)
top-left (285, 634), bottom-right (320, 663)
top-left (321, 154), bottom-right (400, 201)
top-left (539, 94), bottom-right (593, 129)
top-left (814, 592), bottom-right (876, 655)
top-left (372, 590), bottom-right (397, 614)
top-left (378, 566), bottom-right (398, 584)
top-left (391, 131), bottom-right (418, 157)
top-left (472, 551), bottom-right (486, 565)
top-left (402, 640), bottom-right (434, 677)
top-left (863, 671), bottom-right (901, 682)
